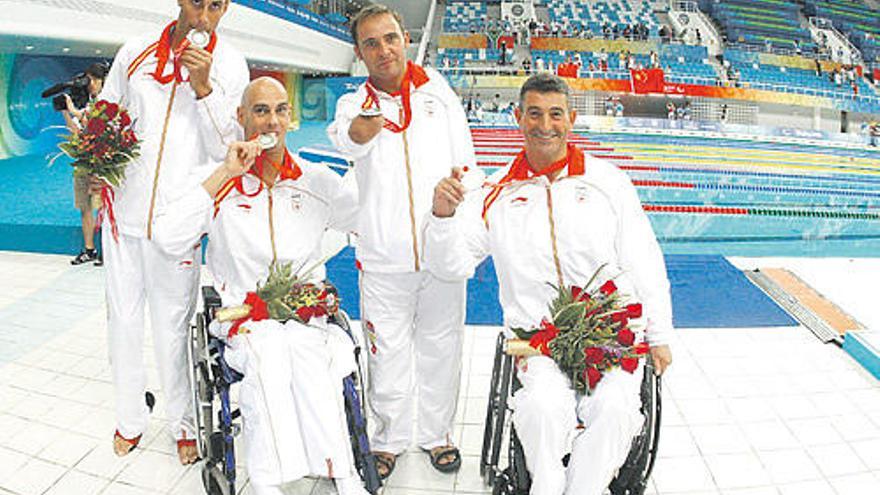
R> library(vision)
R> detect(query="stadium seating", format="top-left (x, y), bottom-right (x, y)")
top-left (443, 1), bottom-right (488, 33)
top-left (803, 0), bottom-right (880, 62)
top-left (544, 0), bottom-right (661, 38)
top-left (700, 0), bottom-right (818, 54)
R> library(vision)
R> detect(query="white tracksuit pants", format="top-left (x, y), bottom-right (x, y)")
top-left (222, 319), bottom-right (359, 487)
top-left (103, 230), bottom-right (199, 441)
top-left (360, 271), bottom-right (466, 453)
top-left (512, 356), bottom-right (644, 495)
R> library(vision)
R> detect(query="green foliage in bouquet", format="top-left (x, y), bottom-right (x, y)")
top-left (58, 99), bottom-right (139, 186)
top-left (511, 266), bottom-right (649, 395)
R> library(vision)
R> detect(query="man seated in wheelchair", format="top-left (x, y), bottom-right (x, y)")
top-left (151, 77), bottom-right (368, 495)
top-left (423, 73), bottom-right (674, 495)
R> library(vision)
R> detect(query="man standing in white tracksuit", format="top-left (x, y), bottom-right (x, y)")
top-left (423, 73), bottom-right (674, 495)
top-left (327, 4), bottom-right (477, 477)
top-left (153, 77), bottom-right (367, 495)
top-left (97, 0), bottom-right (248, 463)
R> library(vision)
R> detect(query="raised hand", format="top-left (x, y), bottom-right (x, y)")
top-left (432, 167), bottom-right (466, 218)
top-left (179, 45), bottom-right (213, 98)
top-left (222, 140), bottom-right (262, 178)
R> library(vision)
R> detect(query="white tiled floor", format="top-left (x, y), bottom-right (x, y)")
top-left (0, 252), bottom-right (878, 494)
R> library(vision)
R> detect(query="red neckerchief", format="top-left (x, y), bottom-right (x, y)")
top-left (362, 61), bottom-right (430, 133)
top-left (152, 21), bottom-right (218, 85)
top-left (214, 148), bottom-right (302, 213)
top-left (481, 143), bottom-right (584, 222)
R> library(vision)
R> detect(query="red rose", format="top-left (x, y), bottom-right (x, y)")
top-left (104, 102), bottom-right (119, 120)
top-left (571, 286), bottom-right (591, 302)
top-left (86, 118), bottom-right (107, 135)
top-left (584, 346), bottom-right (605, 365)
top-left (617, 328), bottom-right (635, 346)
top-left (611, 311), bottom-right (629, 325)
top-left (626, 303), bottom-right (643, 319)
top-left (120, 111), bottom-right (132, 127)
top-left (529, 329), bottom-right (555, 356)
top-left (634, 342), bottom-right (650, 355)
top-left (243, 292), bottom-right (269, 321)
top-left (599, 280), bottom-right (617, 295)
top-left (95, 100), bottom-right (108, 111)
top-left (295, 306), bottom-right (315, 323)
top-left (585, 367), bottom-right (603, 389)
top-left (621, 356), bottom-right (639, 373)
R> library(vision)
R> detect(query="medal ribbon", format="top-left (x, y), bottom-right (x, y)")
top-left (152, 21), bottom-right (218, 85)
top-left (362, 61), bottom-right (430, 134)
top-left (213, 148), bottom-right (302, 214)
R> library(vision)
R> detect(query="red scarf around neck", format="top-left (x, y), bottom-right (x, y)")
top-left (152, 21), bottom-right (218, 85)
top-left (362, 61), bottom-right (430, 133)
top-left (214, 148), bottom-right (302, 212)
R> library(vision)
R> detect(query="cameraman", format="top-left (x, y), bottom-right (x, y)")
top-left (62, 62), bottom-right (108, 266)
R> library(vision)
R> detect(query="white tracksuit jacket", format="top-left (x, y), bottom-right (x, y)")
top-left (327, 66), bottom-right (476, 273)
top-left (152, 154), bottom-right (362, 486)
top-left (99, 23), bottom-right (248, 442)
top-left (423, 152), bottom-right (674, 495)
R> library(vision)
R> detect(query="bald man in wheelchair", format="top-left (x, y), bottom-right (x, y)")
top-left (151, 77), bottom-right (368, 495)
top-left (422, 73), bottom-right (673, 495)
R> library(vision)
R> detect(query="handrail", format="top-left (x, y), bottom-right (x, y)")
top-left (808, 16), bottom-right (863, 64)
top-left (416, 0), bottom-right (438, 65)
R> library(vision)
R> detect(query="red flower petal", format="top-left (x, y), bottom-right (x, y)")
top-left (626, 303), bottom-right (643, 319)
top-left (617, 328), bottom-right (635, 346)
top-left (586, 367), bottom-right (603, 389)
top-left (621, 356), bottom-right (639, 373)
top-left (599, 280), bottom-right (617, 295)
top-left (583, 346), bottom-right (605, 365)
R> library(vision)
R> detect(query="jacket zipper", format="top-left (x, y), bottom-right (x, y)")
top-left (545, 183), bottom-right (565, 289)
top-left (402, 129), bottom-right (421, 272)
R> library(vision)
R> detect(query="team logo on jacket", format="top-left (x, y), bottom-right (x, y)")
top-left (289, 192), bottom-right (303, 211)
top-left (574, 185), bottom-right (590, 203)
top-left (236, 203), bottom-right (252, 211)
top-left (423, 99), bottom-right (436, 117)
top-left (178, 259), bottom-right (194, 271)
top-left (365, 320), bottom-right (378, 355)
top-left (510, 196), bottom-right (529, 207)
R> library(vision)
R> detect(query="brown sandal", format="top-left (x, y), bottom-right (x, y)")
top-left (426, 445), bottom-right (461, 473)
top-left (373, 451), bottom-right (397, 480)
top-left (177, 432), bottom-right (199, 465)
top-left (113, 430), bottom-right (141, 457)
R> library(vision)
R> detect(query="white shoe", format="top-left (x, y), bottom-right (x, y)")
top-left (334, 476), bottom-right (370, 495)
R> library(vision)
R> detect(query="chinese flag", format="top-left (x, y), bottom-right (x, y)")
top-left (630, 68), bottom-right (665, 94)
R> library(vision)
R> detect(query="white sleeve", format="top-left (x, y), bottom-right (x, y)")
top-left (614, 178), bottom-right (674, 346)
top-left (435, 71), bottom-right (477, 171)
top-left (422, 187), bottom-right (490, 281)
top-left (327, 92), bottom-right (379, 159)
top-left (151, 165), bottom-right (216, 258)
top-left (329, 168), bottom-right (359, 233)
top-left (197, 51), bottom-right (248, 162)
top-left (98, 41), bottom-right (133, 106)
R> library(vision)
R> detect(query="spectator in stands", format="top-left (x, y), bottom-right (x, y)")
top-left (522, 58), bottom-right (532, 74)
top-left (588, 60), bottom-right (596, 73)
top-left (834, 69), bottom-right (843, 87)
top-left (695, 29), bottom-right (702, 45)
top-left (623, 25), bottom-right (632, 40)
top-left (535, 55), bottom-right (545, 72)
top-left (682, 101), bottom-right (692, 121)
top-left (852, 80), bottom-right (859, 95)
top-left (603, 22), bottom-right (611, 39)
top-left (815, 59), bottom-right (822, 77)
top-left (765, 39), bottom-right (772, 52)
top-left (869, 121), bottom-right (880, 146)
top-left (605, 96), bottom-right (614, 116)
top-left (676, 104), bottom-right (685, 120)
top-left (548, 59), bottom-right (555, 75)
top-left (615, 97), bottom-right (625, 117)
top-left (328, 4), bottom-right (475, 479)
top-left (720, 103), bottom-right (728, 123)
top-left (667, 101), bottom-right (677, 120)
top-left (500, 40), bottom-right (508, 66)
top-left (794, 39), bottom-right (802, 56)
top-left (650, 51), bottom-right (659, 69)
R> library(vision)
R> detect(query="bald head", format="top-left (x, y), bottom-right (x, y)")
top-left (237, 76), bottom-right (291, 152)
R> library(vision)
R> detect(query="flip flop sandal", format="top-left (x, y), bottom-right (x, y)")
top-left (374, 452), bottom-right (397, 480)
top-left (426, 445), bottom-right (462, 473)
top-left (177, 437), bottom-right (199, 465)
top-left (113, 430), bottom-right (142, 456)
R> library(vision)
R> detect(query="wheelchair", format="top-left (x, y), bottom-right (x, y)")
top-left (188, 286), bottom-right (382, 495)
top-left (480, 333), bottom-right (662, 495)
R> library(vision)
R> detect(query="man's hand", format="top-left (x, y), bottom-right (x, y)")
top-left (348, 114), bottom-right (384, 145)
top-left (179, 45), bottom-right (213, 99)
top-left (432, 167), bottom-right (466, 218)
top-left (649, 345), bottom-right (672, 375)
top-left (222, 140), bottom-right (262, 178)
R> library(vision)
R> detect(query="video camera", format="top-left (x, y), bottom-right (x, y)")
top-left (41, 72), bottom-right (92, 112)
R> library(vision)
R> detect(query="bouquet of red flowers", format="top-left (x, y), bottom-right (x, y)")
top-left (511, 268), bottom-right (649, 395)
top-left (58, 99), bottom-right (139, 239)
top-left (217, 262), bottom-right (341, 338)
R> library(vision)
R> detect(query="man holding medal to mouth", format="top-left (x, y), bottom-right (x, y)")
top-left (328, 4), bottom-right (478, 479)
top-left (97, 0), bottom-right (248, 464)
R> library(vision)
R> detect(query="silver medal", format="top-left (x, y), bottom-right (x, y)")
top-left (187, 30), bottom-right (210, 49)
top-left (360, 106), bottom-right (383, 118)
top-left (258, 133), bottom-right (278, 150)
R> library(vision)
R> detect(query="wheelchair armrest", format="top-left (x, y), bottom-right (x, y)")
top-left (202, 286), bottom-right (222, 310)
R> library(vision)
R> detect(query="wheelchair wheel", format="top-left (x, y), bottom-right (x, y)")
top-left (480, 333), bottom-right (507, 481)
top-left (201, 464), bottom-right (231, 495)
top-left (188, 313), bottom-right (215, 461)
top-left (609, 356), bottom-right (662, 495)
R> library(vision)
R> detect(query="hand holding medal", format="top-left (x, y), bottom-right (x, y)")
top-left (178, 29), bottom-right (214, 98)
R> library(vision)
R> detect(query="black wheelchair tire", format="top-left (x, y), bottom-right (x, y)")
top-left (201, 464), bottom-right (231, 495)
top-left (481, 333), bottom-right (506, 481)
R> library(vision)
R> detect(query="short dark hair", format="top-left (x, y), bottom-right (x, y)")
top-left (85, 62), bottom-right (109, 81)
top-left (519, 73), bottom-right (571, 109)
top-left (350, 4), bottom-right (406, 45)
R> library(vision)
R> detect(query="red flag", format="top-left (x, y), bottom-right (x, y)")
top-left (630, 68), bottom-right (665, 94)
